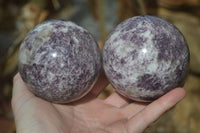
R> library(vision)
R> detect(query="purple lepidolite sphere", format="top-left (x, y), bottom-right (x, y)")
top-left (18, 20), bottom-right (101, 103)
top-left (103, 15), bottom-right (190, 102)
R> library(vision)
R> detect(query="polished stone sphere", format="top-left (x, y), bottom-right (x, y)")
top-left (103, 15), bottom-right (190, 102)
top-left (18, 20), bottom-right (101, 103)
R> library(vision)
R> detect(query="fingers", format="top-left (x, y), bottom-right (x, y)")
top-left (104, 92), bottom-right (147, 118)
top-left (121, 102), bottom-right (147, 119)
top-left (104, 92), bottom-right (131, 108)
top-left (12, 73), bottom-right (35, 113)
top-left (126, 88), bottom-right (186, 133)
top-left (12, 73), bottom-right (33, 97)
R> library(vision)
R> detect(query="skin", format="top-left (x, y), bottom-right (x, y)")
top-left (12, 72), bottom-right (186, 133)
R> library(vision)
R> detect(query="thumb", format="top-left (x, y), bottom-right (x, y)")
top-left (11, 73), bottom-right (35, 114)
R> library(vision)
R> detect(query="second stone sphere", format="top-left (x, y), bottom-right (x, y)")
top-left (103, 15), bottom-right (190, 102)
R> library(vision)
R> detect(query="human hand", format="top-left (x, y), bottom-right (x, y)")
top-left (12, 73), bottom-right (185, 133)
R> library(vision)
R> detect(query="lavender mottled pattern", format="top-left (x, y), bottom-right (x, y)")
top-left (103, 15), bottom-right (190, 102)
top-left (18, 20), bottom-right (101, 103)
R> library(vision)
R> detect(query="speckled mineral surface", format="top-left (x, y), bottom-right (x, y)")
top-left (18, 20), bottom-right (101, 103)
top-left (103, 15), bottom-right (190, 102)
